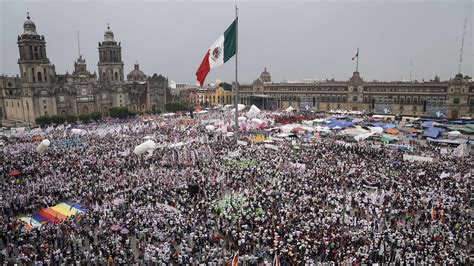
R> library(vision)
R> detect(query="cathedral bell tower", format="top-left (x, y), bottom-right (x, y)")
top-left (97, 24), bottom-right (124, 84)
top-left (17, 12), bottom-right (56, 84)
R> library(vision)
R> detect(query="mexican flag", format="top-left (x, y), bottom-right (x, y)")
top-left (196, 19), bottom-right (237, 87)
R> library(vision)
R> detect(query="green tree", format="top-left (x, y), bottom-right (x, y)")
top-left (165, 102), bottom-right (188, 112)
top-left (464, 75), bottom-right (472, 80)
top-left (50, 115), bottom-right (66, 124)
top-left (89, 112), bottom-right (102, 121)
top-left (35, 116), bottom-right (51, 126)
top-left (78, 113), bottom-right (91, 122)
top-left (219, 82), bottom-right (233, 91)
top-left (65, 114), bottom-right (77, 123)
top-left (109, 107), bottom-right (131, 118)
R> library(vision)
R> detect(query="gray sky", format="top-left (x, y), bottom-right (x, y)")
top-left (1, 0), bottom-right (472, 84)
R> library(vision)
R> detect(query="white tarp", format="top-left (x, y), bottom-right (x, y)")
top-left (264, 144), bottom-right (279, 150)
top-left (403, 154), bottom-right (434, 163)
top-left (285, 106), bottom-right (296, 112)
top-left (354, 132), bottom-right (375, 142)
top-left (369, 127), bottom-right (384, 134)
top-left (246, 105), bottom-right (261, 118)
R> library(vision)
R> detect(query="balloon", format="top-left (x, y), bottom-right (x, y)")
top-left (133, 140), bottom-right (155, 155)
top-left (37, 139), bottom-right (50, 154)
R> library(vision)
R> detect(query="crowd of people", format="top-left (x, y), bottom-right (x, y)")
top-left (1, 111), bottom-right (471, 265)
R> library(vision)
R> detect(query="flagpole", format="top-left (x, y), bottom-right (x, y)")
top-left (356, 47), bottom-right (359, 72)
top-left (234, 5), bottom-right (240, 139)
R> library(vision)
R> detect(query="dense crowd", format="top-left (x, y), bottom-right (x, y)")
top-left (1, 112), bottom-right (471, 265)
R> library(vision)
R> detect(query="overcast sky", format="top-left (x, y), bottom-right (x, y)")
top-left (1, 0), bottom-right (472, 84)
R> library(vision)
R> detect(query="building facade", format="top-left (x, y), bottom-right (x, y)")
top-left (0, 14), bottom-right (170, 126)
top-left (237, 69), bottom-right (473, 119)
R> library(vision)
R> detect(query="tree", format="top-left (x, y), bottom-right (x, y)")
top-left (78, 113), bottom-right (90, 122)
top-left (50, 115), bottom-right (66, 124)
top-left (219, 82), bottom-right (232, 91)
top-left (89, 112), bottom-right (102, 121)
top-left (464, 75), bottom-right (472, 80)
top-left (65, 114), bottom-right (77, 123)
top-left (434, 75), bottom-right (440, 82)
top-left (109, 107), bottom-right (131, 118)
top-left (165, 102), bottom-right (188, 112)
top-left (35, 116), bottom-right (51, 126)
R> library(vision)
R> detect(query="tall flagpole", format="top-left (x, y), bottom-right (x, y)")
top-left (356, 47), bottom-right (359, 72)
top-left (234, 6), bottom-right (239, 139)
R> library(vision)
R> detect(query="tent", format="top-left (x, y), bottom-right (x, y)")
top-left (326, 120), bottom-right (354, 129)
top-left (423, 127), bottom-right (444, 139)
top-left (385, 128), bottom-right (399, 134)
top-left (285, 106), bottom-right (296, 112)
top-left (381, 134), bottom-right (399, 143)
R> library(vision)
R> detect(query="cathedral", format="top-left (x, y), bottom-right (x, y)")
top-left (0, 14), bottom-right (170, 126)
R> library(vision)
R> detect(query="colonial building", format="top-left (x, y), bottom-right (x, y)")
top-left (0, 14), bottom-right (170, 126)
top-left (238, 69), bottom-right (473, 119)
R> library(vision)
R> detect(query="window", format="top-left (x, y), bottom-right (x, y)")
top-left (413, 98), bottom-right (418, 104)
top-left (17, 102), bottom-right (20, 107)
top-left (59, 96), bottom-right (65, 102)
top-left (44, 105), bottom-right (47, 109)
top-left (37, 72), bottom-right (42, 82)
top-left (406, 97), bottom-right (411, 104)
top-left (114, 72), bottom-right (118, 80)
top-left (102, 93), bottom-right (107, 99)
top-left (352, 96), bottom-right (358, 102)
top-left (453, 98), bottom-right (460, 104)
top-left (43, 100), bottom-right (46, 104)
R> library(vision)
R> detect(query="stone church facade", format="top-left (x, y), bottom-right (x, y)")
top-left (0, 14), bottom-right (170, 126)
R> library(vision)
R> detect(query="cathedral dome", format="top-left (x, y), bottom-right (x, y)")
top-left (259, 67), bottom-right (271, 83)
top-left (23, 12), bottom-right (37, 35)
top-left (103, 24), bottom-right (115, 42)
top-left (127, 63), bottom-right (146, 81)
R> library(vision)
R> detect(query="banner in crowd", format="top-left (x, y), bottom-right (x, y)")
top-left (17, 201), bottom-right (87, 231)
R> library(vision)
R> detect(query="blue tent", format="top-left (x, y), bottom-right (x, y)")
top-left (326, 120), bottom-right (354, 129)
top-left (366, 122), bottom-right (385, 127)
top-left (423, 127), bottom-right (444, 138)
top-left (382, 124), bottom-right (396, 129)
top-left (421, 121), bottom-right (433, 127)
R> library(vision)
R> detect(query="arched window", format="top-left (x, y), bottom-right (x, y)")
top-left (37, 72), bottom-right (42, 82)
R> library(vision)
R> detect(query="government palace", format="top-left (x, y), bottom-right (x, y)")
top-left (0, 14), bottom-right (170, 127)
top-left (180, 68), bottom-right (473, 120)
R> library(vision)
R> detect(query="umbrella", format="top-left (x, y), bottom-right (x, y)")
top-left (120, 228), bottom-right (129, 234)
top-left (111, 225), bottom-right (121, 232)
top-left (9, 169), bottom-right (20, 176)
